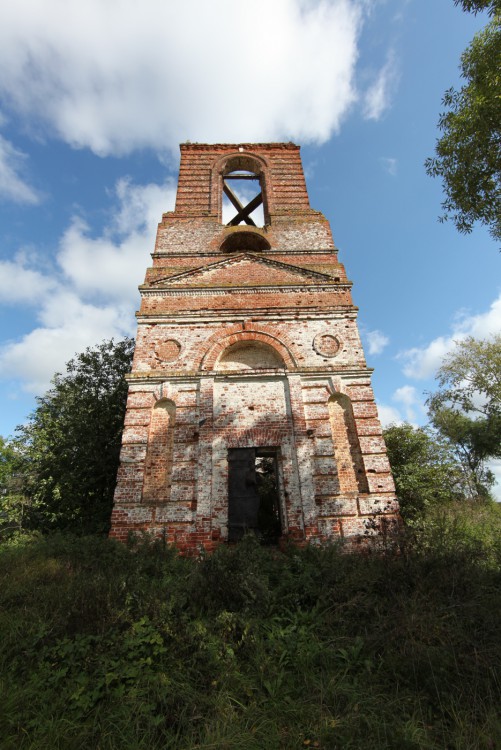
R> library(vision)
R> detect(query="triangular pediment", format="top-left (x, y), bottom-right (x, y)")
top-left (150, 254), bottom-right (334, 288)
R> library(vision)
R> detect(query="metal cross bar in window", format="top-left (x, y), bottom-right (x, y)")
top-left (223, 179), bottom-right (263, 226)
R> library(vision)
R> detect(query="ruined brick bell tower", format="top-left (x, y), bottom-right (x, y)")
top-left (110, 143), bottom-right (399, 551)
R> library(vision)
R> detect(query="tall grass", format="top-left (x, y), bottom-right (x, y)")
top-left (0, 502), bottom-right (500, 749)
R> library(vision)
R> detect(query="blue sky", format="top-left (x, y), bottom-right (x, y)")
top-left (0, 0), bottom-right (499, 493)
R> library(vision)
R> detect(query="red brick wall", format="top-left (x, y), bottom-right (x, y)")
top-left (110, 143), bottom-right (399, 551)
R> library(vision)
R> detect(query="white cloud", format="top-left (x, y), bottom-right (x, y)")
top-left (112, 177), bottom-right (176, 237)
top-left (0, 300), bottom-right (131, 393)
top-left (392, 384), bottom-right (425, 423)
top-left (400, 292), bottom-right (501, 379)
top-left (377, 384), bottom-right (426, 428)
top-left (0, 176), bottom-right (175, 394)
top-left (377, 403), bottom-right (403, 427)
top-left (363, 49), bottom-right (399, 120)
top-left (0, 134), bottom-right (40, 204)
top-left (58, 220), bottom-right (150, 302)
top-left (365, 329), bottom-right (389, 355)
top-left (58, 178), bottom-right (176, 302)
top-left (0, 0), bottom-right (364, 155)
top-left (393, 384), bottom-right (417, 407)
top-left (380, 156), bottom-right (397, 176)
top-left (0, 256), bottom-right (56, 304)
top-left (454, 294), bottom-right (501, 340)
top-left (401, 336), bottom-right (451, 380)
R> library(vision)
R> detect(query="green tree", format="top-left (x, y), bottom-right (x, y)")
top-left (425, 10), bottom-right (501, 243)
top-left (15, 338), bottom-right (134, 534)
top-left (427, 335), bottom-right (501, 500)
top-left (383, 423), bottom-right (465, 521)
top-left (429, 408), bottom-right (497, 498)
top-left (430, 334), bottom-right (501, 415)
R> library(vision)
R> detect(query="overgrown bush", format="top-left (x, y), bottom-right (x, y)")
top-left (1, 520), bottom-right (500, 749)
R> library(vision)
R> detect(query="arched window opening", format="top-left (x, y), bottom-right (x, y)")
top-left (143, 399), bottom-right (176, 504)
top-left (220, 230), bottom-right (270, 253)
top-left (221, 156), bottom-right (267, 227)
top-left (215, 341), bottom-right (285, 372)
top-left (328, 394), bottom-right (368, 495)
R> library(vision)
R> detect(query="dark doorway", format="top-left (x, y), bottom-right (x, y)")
top-left (228, 448), bottom-right (282, 544)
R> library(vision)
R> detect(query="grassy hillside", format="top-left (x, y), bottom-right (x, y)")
top-left (1, 504), bottom-right (500, 749)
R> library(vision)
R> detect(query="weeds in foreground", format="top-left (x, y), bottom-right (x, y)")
top-left (0, 503), bottom-right (500, 749)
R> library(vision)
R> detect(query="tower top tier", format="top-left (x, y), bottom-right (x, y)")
top-left (174, 142), bottom-right (311, 218)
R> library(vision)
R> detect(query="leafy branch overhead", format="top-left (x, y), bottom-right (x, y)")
top-left (454, 0), bottom-right (501, 14)
top-left (425, 7), bottom-right (501, 243)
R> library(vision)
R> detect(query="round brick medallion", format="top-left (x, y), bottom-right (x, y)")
top-left (156, 339), bottom-right (181, 362)
top-left (313, 333), bottom-right (340, 357)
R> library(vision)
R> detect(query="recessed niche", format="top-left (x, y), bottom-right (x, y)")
top-left (313, 333), bottom-right (340, 357)
top-left (215, 341), bottom-right (284, 371)
top-left (220, 230), bottom-right (271, 253)
top-left (156, 339), bottom-right (181, 362)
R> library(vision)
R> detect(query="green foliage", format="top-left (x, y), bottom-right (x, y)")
top-left (455, 0), bottom-right (501, 13)
top-left (410, 498), bottom-right (501, 566)
top-left (427, 335), bottom-right (501, 500)
top-left (425, 12), bottom-right (501, 243)
top-left (14, 338), bottom-right (134, 535)
top-left (383, 423), bottom-right (465, 520)
top-left (0, 437), bottom-right (27, 537)
top-left (0, 435), bottom-right (16, 492)
top-left (0, 528), bottom-right (500, 749)
top-left (432, 334), bottom-right (501, 416)
top-left (430, 408), bottom-right (498, 498)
